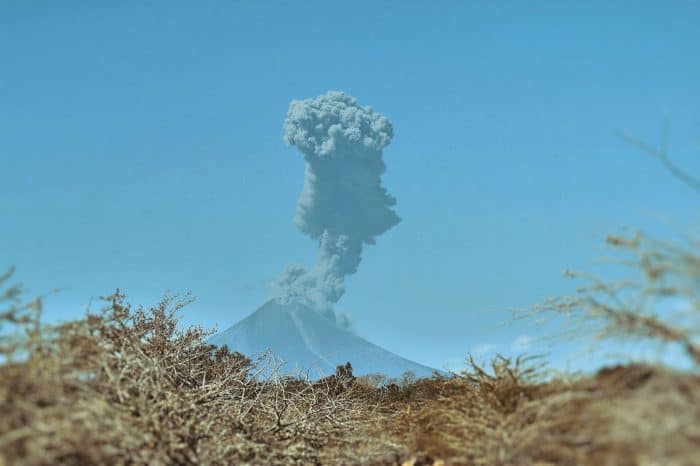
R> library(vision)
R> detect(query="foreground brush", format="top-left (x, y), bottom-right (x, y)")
top-left (2, 243), bottom-right (700, 466)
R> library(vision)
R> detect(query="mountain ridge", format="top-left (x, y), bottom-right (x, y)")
top-left (208, 300), bottom-right (440, 379)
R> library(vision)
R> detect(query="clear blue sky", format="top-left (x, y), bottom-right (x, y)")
top-left (2, 1), bottom-right (699, 372)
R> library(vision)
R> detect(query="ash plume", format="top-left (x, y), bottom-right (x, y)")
top-left (272, 91), bottom-right (399, 325)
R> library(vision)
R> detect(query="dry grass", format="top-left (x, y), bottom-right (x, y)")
top-left (366, 360), bottom-right (700, 466)
top-left (2, 230), bottom-right (700, 465)
top-left (519, 229), bottom-right (700, 367)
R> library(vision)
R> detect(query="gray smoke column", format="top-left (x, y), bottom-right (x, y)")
top-left (272, 91), bottom-right (399, 325)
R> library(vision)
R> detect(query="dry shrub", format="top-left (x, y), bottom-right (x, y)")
top-left (361, 355), bottom-right (544, 465)
top-left (521, 229), bottom-right (700, 368)
top-left (357, 229), bottom-right (700, 466)
top-left (0, 277), bottom-right (372, 465)
top-left (358, 357), bottom-right (700, 466)
top-left (2, 226), bottom-right (700, 466)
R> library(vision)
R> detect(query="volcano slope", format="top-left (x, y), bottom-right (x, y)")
top-left (208, 300), bottom-right (439, 380)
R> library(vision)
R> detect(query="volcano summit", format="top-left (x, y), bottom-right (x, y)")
top-left (209, 300), bottom-right (438, 379)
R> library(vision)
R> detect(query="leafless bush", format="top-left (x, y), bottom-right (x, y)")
top-left (519, 230), bottom-right (700, 368)
top-left (0, 279), bottom-right (373, 465)
top-left (2, 261), bottom-right (699, 465)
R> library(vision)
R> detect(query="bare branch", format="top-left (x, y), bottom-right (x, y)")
top-left (617, 120), bottom-right (700, 193)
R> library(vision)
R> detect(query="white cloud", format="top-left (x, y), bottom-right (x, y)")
top-left (510, 334), bottom-right (533, 353)
top-left (470, 343), bottom-right (498, 361)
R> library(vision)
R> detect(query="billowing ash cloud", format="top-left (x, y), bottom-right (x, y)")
top-left (271, 91), bottom-right (399, 325)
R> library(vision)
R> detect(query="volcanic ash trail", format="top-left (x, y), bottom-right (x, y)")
top-left (272, 91), bottom-right (400, 326)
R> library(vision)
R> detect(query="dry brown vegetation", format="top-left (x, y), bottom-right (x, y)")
top-left (2, 230), bottom-right (699, 465)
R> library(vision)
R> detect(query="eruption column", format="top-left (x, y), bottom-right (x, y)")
top-left (272, 91), bottom-right (400, 325)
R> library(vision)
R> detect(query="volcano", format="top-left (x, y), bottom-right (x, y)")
top-left (209, 300), bottom-right (439, 380)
